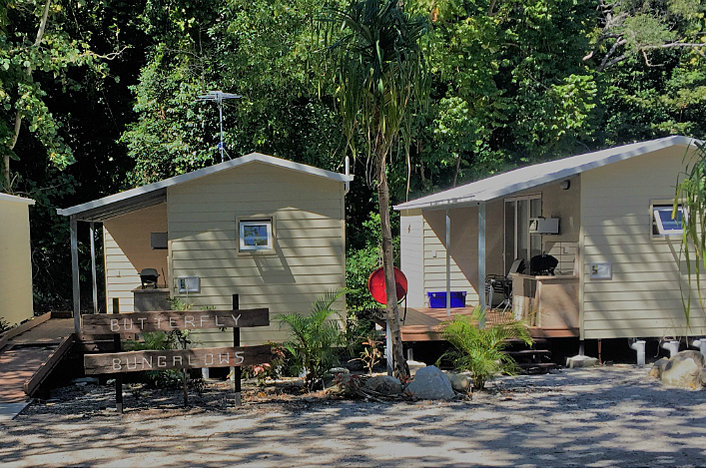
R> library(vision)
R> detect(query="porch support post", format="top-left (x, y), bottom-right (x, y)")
top-left (478, 202), bottom-right (486, 328)
top-left (445, 209), bottom-right (451, 317)
top-left (90, 222), bottom-right (98, 314)
top-left (70, 216), bottom-right (81, 333)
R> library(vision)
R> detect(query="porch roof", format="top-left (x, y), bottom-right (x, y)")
top-left (394, 135), bottom-right (700, 211)
top-left (57, 152), bottom-right (353, 222)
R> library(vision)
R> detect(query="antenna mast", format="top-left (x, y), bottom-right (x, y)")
top-left (196, 90), bottom-right (242, 162)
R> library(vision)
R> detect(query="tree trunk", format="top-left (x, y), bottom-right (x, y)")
top-left (376, 152), bottom-right (410, 379)
top-left (2, 0), bottom-right (52, 190)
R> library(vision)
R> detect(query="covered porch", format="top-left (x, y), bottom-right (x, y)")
top-left (396, 172), bottom-right (582, 339)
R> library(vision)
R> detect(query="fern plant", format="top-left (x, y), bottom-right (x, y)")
top-left (280, 290), bottom-right (345, 391)
top-left (440, 306), bottom-right (532, 391)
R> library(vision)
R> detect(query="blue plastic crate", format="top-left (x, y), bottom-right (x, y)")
top-left (427, 291), bottom-right (466, 308)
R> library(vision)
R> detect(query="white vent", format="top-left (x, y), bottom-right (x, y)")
top-left (177, 276), bottom-right (200, 293)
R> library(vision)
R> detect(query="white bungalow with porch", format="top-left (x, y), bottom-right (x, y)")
top-left (395, 135), bottom-right (706, 342)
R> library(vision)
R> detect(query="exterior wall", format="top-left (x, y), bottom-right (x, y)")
top-left (167, 162), bottom-right (346, 346)
top-left (0, 195), bottom-right (34, 324)
top-left (420, 201), bottom-right (504, 308)
top-left (103, 203), bottom-right (168, 314)
top-left (580, 145), bottom-right (706, 339)
top-left (400, 209), bottom-right (424, 307)
top-left (535, 175), bottom-right (581, 274)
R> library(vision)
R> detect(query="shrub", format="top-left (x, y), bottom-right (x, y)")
top-left (440, 306), bottom-right (532, 391)
top-left (279, 290), bottom-right (345, 391)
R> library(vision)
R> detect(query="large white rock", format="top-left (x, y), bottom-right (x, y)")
top-left (661, 350), bottom-right (705, 389)
top-left (405, 365), bottom-right (455, 400)
top-left (444, 371), bottom-right (472, 394)
top-left (363, 375), bottom-right (402, 395)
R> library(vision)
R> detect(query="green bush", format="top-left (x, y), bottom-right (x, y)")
top-left (439, 306), bottom-right (532, 391)
top-left (279, 290), bottom-right (345, 391)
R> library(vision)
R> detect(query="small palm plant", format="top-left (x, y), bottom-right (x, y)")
top-left (440, 306), bottom-right (533, 391)
top-left (280, 290), bottom-right (345, 391)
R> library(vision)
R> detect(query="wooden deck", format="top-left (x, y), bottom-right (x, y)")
top-left (0, 313), bottom-right (75, 402)
top-left (400, 307), bottom-right (579, 342)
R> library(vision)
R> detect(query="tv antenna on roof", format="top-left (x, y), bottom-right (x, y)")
top-left (196, 90), bottom-right (242, 162)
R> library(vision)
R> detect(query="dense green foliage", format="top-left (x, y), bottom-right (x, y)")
top-left (674, 142), bottom-right (706, 324)
top-left (440, 307), bottom-right (533, 390)
top-left (0, 0), bottom-right (704, 313)
top-left (279, 290), bottom-right (345, 391)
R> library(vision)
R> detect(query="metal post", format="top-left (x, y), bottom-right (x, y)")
top-left (218, 97), bottom-right (224, 163)
top-left (70, 217), bottom-right (81, 333)
top-left (478, 202), bottom-right (486, 328)
top-left (90, 222), bottom-right (98, 314)
top-left (232, 294), bottom-right (242, 406)
top-left (112, 298), bottom-right (123, 414)
top-left (445, 209), bottom-right (451, 317)
top-left (386, 322), bottom-right (393, 375)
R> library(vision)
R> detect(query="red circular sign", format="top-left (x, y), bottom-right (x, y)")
top-left (367, 267), bottom-right (408, 305)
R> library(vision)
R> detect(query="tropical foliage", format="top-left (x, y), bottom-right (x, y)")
top-left (440, 307), bottom-right (533, 390)
top-left (0, 0), bottom-right (703, 319)
top-left (280, 290), bottom-right (345, 391)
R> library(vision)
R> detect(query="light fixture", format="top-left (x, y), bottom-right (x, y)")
top-left (560, 180), bottom-right (571, 190)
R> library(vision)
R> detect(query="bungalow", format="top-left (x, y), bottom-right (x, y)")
top-left (395, 135), bottom-right (706, 341)
top-left (0, 192), bottom-right (35, 325)
top-left (58, 153), bottom-right (352, 346)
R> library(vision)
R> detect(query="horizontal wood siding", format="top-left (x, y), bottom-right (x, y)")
top-left (400, 210), bottom-right (424, 308)
top-left (103, 203), bottom-right (169, 314)
top-left (581, 145), bottom-right (706, 339)
top-left (167, 162), bottom-right (345, 346)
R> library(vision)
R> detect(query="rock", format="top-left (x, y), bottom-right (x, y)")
top-left (364, 375), bottom-right (402, 395)
top-left (71, 377), bottom-right (99, 385)
top-left (566, 355), bottom-right (599, 368)
top-left (405, 365), bottom-right (455, 400)
top-left (649, 358), bottom-right (669, 379)
top-left (328, 367), bottom-right (349, 375)
top-left (407, 360), bottom-right (427, 376)
top-left (444, 371), bottom-right (472, 393)
top-left (661, 350), bottom-right (705, 389)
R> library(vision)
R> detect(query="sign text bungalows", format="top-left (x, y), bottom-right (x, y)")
top-left (82, 308), bottom-right (270, 375)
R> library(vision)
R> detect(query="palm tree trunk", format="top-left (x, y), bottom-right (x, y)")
top-left (377, 152), bottom-right (410, 379)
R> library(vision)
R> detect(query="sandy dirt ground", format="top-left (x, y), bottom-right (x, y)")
top-left (2, 365), bottom-right (705, 467)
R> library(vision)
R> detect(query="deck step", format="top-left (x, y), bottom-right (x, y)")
top-left (506, 349), bottom-right (551, 356)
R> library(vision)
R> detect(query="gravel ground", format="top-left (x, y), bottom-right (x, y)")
top-left (2, 365), bottom-right (706, 467)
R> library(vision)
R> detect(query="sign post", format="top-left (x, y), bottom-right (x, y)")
top-left (82, 304), bottom-right (270, 411)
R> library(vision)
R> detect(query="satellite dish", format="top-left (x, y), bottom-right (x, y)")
top-left (367, 267), bottom-right (408, 305)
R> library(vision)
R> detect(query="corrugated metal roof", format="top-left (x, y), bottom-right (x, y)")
top-left (58, 152), bottom-right (353, 219)
top-left (394, 135), bottom-right (700, 211)
top-left (0, 192), bottom-right (35, 205)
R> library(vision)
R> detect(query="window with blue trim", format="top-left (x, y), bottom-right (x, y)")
top-left (653, 205), bottom-right (685, 236)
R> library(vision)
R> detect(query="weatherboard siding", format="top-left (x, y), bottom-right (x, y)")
top-left (103, 203), bottom-right (169, 314)
top-left (400, 210), bottom-right (424, 307)
top-left (167, 162), bottom-right (346, 346)
top-left (580, 145), bottom-right (706, 339)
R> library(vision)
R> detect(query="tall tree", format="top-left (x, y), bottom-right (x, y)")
top-left (0, 0), bottom-right (117, 190)
top-left (323, 0), bottom-right (429, 378)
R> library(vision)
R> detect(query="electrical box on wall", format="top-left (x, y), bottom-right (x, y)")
top-left (529, 217), bottom-right (560, 234)
top-left (177, 276), bottom-right (200, 293)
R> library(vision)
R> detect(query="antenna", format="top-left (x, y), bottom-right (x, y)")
top-left (196, 90), bottom-right (242, 162)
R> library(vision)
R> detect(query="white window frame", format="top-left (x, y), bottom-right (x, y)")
top-left (504, 194), bottom-right (542, 273)
top-left (239, 218), bottom-right (274, 251)
top-left (652, 204), bottom-right (686, 237)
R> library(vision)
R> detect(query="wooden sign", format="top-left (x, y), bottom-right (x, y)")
top-left (82, 308), bottom-right (269, 335)
top-left (84, 344), bottom-right (272, 375)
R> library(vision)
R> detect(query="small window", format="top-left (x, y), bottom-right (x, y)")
top-left (239, 219), bottom-right (273, 251)
top-left (653, 205), bottom-right (686, 236)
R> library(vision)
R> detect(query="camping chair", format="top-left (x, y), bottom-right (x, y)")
top-left (484, 258), bottom-right (525, 314)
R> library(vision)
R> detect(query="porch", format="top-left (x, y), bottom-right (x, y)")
top-left (400, 303), bottom-right (579, 343)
